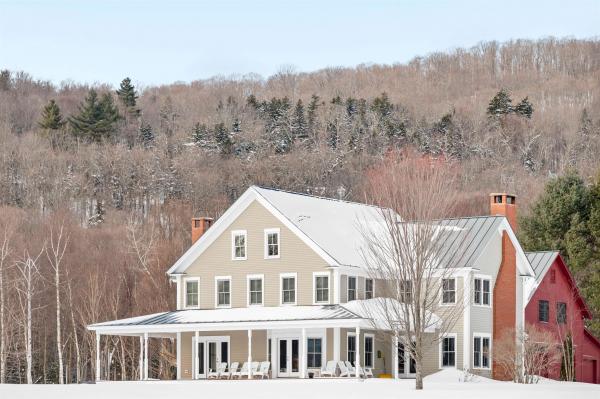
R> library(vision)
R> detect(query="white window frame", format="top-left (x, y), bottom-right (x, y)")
top-left (364, 333), bottom-right (375, 368)
top-left (313, 272), bottom-right (330, 305)
top-left (473, 332), bottom-right (492, 370)
top-left (441, 277), bottom-right (457, 306)
top-left (438, 333), bottom-right (457, 368)
top-left (347, 276), bottom-right (357, 302)
top-left (264, 228), bottom-right (281, 259)
top-left (183, 277), bottom-right (200, 309)
top-left (247, 274), bottom-right (264, 307)
top-left (231, 230), bottom-right (247, 260)
top-left (280, 272), bottom-right (297, 306)
top-left (215, 276), bottom-right (232, 308)
top-left (473, 275), bottom-right (492, 307)
top-left (347, 332), bottom-right (357, 364)
top-left (306, 337), bottom-right (323, 369)
top-left (365, 278), bottom-right (374, 299)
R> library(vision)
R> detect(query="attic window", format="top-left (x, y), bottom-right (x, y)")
top-left (494, 195), bottom-right (503, 204)
top-left (550, 269), bottom-right (556, 284)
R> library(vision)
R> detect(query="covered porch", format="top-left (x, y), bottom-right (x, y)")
top-left (88, 304), bottom-right (414, 381)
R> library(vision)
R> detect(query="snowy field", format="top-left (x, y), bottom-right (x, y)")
top-left (1, 370), bottom-right (599, 399)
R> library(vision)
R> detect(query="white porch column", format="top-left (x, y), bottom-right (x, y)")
top-left (463, 270), bottom-right (472, 371)
top-left (143, 332), bottom-right (149, 380)
top-left (392, 335), bottom-right (398, 379)
top-left (301, 328), bottom-right (307, 378)
top-left (139, 335), bottom-right (143, 381)
top-left (95, 332), bottom-right (101, 382)
top-left (247, 329), bottom-right (253, 379)
top-left (176, 275), bottom-right (182, 310)
top-left (355, 326), bottom-right (361, 379)
top-left (176, 332), bottom-right (182, 380)
top-left (333, 328), bottom-right (340, 362)
top-left (194, 331), bottom-right (199, 379)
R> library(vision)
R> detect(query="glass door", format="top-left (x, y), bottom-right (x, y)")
top-left (195, 338), bottom-right (229, 379)
top-left (397, 342), bottom-right (416, 377)
top-left (279, 339), bottom-right (288, 375)
top-left (197, 342), bottom-right (206, 378)
top-left (278, 338), bottom-right (300, 377)
top-left (208, 342), bottom-right (218, 374)
top-left (291, 339), bottom-right (299, 374)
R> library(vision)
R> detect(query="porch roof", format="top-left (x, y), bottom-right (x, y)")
top-left (87, 304), bottom-right (366, 335)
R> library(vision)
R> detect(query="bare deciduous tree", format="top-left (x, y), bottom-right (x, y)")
top-left (358, 150), bottom-right (467, 390)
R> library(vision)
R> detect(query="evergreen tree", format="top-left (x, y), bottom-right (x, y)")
top-left (514, 97), bottom-right (534, 118)
top-left (0, 70), bottom-right (10, 91)
top-left (191, 122), bottom-right (211, 148)
top-left (88, 199), bottom-right (105, 226)
top-left (116, 77), bottom-right (138, 109)
top-left (371, 92), bottom-right (393, 119)
top-left (69, 89), bottom-right (120, 142)
top-left (214, 122), bottom-right (233, 155)
top-left (38, 100), bottom-right (66, 130)
top-left (326, 120), bottom-right (339, 150)
top-left (265, 97), bottom-right (292, 153)
top-left (307, 94), bottom-right (320, 137)
top-left (139, 123), bottom-right (154, 147)
top-left (487, 89), bottom-right (513, 117)
top-left (291, 99), bottom-right (308, 141)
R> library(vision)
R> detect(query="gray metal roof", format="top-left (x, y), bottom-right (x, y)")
top-left (525, 251), bottom-right (559, 283)
top-left (89, 305), bottom-right (362, 328)
top-left (433, 216), bottom-right (505, 269)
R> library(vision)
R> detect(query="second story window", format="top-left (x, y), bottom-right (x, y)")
top-left (184, 278), bottom-right (199, 309)
top-left (538, 300), bottom-right (549, 322)
top-left (216, 277), bottom-right (231, 308)
top-left (347, 276), bottom-right (357, 301)
top-left (442, 278), bottom-right (456, 304)
top-left (365, 278), bottom-right (374, 299)
top-left (281, 273), bottom-right (296, 305)
top-left (232, 230), bottom-right (247, 260)
top-left (556, 302), bottom-right (567, 324)
top-left (473, 277), bottom-right (491, 306)
top-left (264, 228), bottom-right (280, 258)
top-left (248, 275), bottom-right (263, 306)
top-left (314, 273), bottom-right (329, 304)
top-left (399, 280), bottom-right (412, 303)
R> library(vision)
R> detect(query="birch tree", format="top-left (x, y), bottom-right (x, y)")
top-left (46, 222), bottom-right (70, 384)
top-left (358, 150), bottom-right (467, 390)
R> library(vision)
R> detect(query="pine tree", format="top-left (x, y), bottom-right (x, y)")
top-left (326, 120), bottom-right (339, 150)
top-left (487, 89), bottom-right (513, 117)
top-left (116, 77), bottom-right (138, 108)
top-left (291, 99), bottom-right (308, 142)
top-left (39, 100), bottom-right (66, 130)
top-left (371, 92), bottom-right (393, 119)
top-left (307, 94), bottom-right (320, 135)
top-left (0, 70), bottom-right (10, 91)
top-left (514, 97), bottom-right (534, 118)
top-left (191, 122), bottom-right (211, 148)
top-left (139, 123), bottom-right (154, 147)
top-left (88, 199), bottom-right (105, 226)
top-left (214, 122), bottom-right (233, 155)
top-left (69, 89), bottom-right (120, 142)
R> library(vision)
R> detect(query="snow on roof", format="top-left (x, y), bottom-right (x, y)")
top-left (89, 305), bottom-right (362, 329)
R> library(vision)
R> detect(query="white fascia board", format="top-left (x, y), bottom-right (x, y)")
top-left (167, 186), bottom-right (339, 276)
top-left (87, 318), bottom-right (362, 335)
top-left (499, 219), bottom-right (535, 277)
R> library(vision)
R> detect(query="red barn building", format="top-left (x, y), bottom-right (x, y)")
top-left (525, 251), bottom-right (600, 383)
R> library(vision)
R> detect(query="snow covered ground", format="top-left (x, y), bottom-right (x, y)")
top-left (1, 370), bottom-right (599, 399)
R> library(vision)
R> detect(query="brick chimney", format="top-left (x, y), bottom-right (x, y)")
top-left (490, 193), bottom-right (517, 232)
top-left (191, 217), bottom-right (213, 244)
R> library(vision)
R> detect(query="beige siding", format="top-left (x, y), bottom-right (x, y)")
top-left (340, 274), bottom-right (347, 303)
top-left (357, 276), bottom-right (365, 299)
top-left (182, 200), bottom-right (332, 309)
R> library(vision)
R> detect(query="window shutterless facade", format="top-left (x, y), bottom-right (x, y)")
top-left (473, 335), bottom-right (491, 369)
top-left (365, 278), bottom-right (374, 299)
top-left (184, 277), bottom-right (200, 309)
top-left (473, 277), bottom-right (491, 306)
top-left (400, 280), bottom-right (412, 303)
top-left (216, 277), bottom-right (231, 308)
top-left (442, 278), bottom-right (456, 304)
top-left (247, 274), bottom-right (264, 306)
top-left (231, 230), bottom-right (247, 260)
top-left (280, 274), bottom-right (297, 305)
top-left (347, 276), bottom-right (357, 301)
top-left (307, 338), bottom-right (322, 368)
top-left (264, 228), bottom-right (280, 259)
top-left (347, 333), bottom-right (356, 364)
top-left (364, 335), bottom-right (374, 368)
top-left (538, 300), bottom-right (549, 322)
top-left (441, 336), bottom-right (456, 367)
top-left (313, 273), bottom-right (329, 304)
top-left (556, 302), bottom-right (567, 324)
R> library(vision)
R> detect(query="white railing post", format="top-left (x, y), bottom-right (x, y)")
top-left (333, 328), bottom-right (340, 362)
top-left (176, 332), bottom-right (182, 380)
top-left (355, 326), bottom-right (361, 379)
top-left (248, 329), bottom-right (253, 379)
top-left (144, 332), bottom-right (149, 380)
top-left (95, 332), bottom-right (101, 382)
top-left (392, 335), bottom-right (398, 379)
top-left (194, 331), bottom-right (199, 379)
top-left (301, 328), bottom-right (307, 378)
top-left (139, 335), bottom-right (143, 381)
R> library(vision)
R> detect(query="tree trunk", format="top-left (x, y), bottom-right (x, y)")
top-left (55, 264), bottom-right (64, 384)
top-left (0, 264), bottom-right (5, 384)
top-left (68, 281), bottom-right (81, 383)
top-left (26, 264), bottom-right (33, 384)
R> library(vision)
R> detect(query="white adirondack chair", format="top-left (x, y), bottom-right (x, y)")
top-left (254, 361), bottom-right (271, 379)
top-left (232, 362), bottom-right (248, 379)
top-left (207, 362), bottom-right (227, 379)
top-left (338, 361), bottom-right (351, 377)
top-left (221, 362), bottom-right (239, 379)
top-left (241, 361), bottom-right (260, 379)
top-left (320, 360), bottom-right (338, 377)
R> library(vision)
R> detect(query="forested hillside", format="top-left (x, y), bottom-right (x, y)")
top-left (0, 37), bottom-right (600, 383)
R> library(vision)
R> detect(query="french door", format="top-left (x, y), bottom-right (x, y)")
top-left (194, 337), bottom-right (229, 379)
top-left (397, 342), bottom-right (416, 377)
top-left (277, 338), bottom-right (300, 377)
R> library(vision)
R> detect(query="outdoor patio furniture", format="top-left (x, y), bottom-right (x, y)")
top-left (338, 361), bottom-right (351, 377)
top-left (241, 361), bottom-right (260, 378)
top-left (221, 362), bottom-right (239, 379)
top-left (232, 362), bottom-right (248, 379)
top-left (364, 367), bottom-right (374, 378)
top-left (320, 360), bottom-right (338, 377)
top-left (254, 361), bottom-right (271, 379)
top-left (207, 362), bottom-right (227, 379)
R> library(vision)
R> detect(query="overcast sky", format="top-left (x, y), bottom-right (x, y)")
top-left (1, 0), bottom-right (598, 87)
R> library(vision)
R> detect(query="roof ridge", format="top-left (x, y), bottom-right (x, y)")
top-left (524, 250), bottom-right (560, 254)
top-left (433, 215), bottom-right (505, 222)
top-left (253, 185), bottom-right (383, 209)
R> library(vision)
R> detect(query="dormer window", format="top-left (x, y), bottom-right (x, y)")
top-left (232, 230), bottom-right (247, 260)
top-left (264, 228), bottom-right (280, 259)
top-left (347, 276), bottom-right (357, 301)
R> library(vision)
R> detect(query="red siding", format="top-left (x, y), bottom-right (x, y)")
top-left (525, 255), bottom-right (600, 383)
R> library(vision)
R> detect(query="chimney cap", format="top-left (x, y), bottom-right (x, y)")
top-left (489, 193), bottom-right (517, 197)
top-left (192, 216), bottom-right (214, 221)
